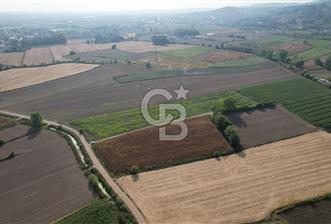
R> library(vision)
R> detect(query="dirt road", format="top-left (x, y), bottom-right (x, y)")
top-left (0, 110), bottom-right (146, 224)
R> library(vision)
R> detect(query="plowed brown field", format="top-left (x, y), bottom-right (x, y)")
top-left (119, 131), bottom-right (331, 224)
top-left (115, 41), bottom-right (192, 53)
top-left (23, 47), bottom-right (53, 65)
top-left (0, 63), bottom-right (98, 92)
top-left (0, 52), bottom-right (24, 65)
top-left (199, 50), bottom-right (250, 63)
top-left (96, 116), bottom-right (232, 175)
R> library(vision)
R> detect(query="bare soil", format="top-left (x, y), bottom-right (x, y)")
top-left (226, 105), bottom-right (316, 148)
top-left (50, 45), bottom-right (74, 61)
top-left (0, 128), bottom-right (92, 224)
top-left (0, 62), bottom-right (296, 121)
top-left (0, 118), bottom-right (12, 130)
top-left (0, 124), bottom-right (30, 141)
top-left (114, 41), bottom-right (193, 53)
top-left (118, 131), bottom-right (331, 224)
top-left (95, 116), bottom-right (232, 175)
top-left (199, 50), bottom-right (251, 63)
top-left (0, 63), bottom-right (98, 92)
top-left (270, 42), bottom-right (312, 55)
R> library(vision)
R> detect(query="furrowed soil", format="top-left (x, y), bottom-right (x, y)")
top-left (226, 105), bottom-right (316, 148)
top-left (0, 63), bottom-right (98, 92)
top-left (0, 62), bottom-right (296, 121)
top-left (118, 131), bottom-right (331, 224)
top-left (95, 116), bottom-right (232, 176)
top-left (0, 128), bottom-right (92, 224)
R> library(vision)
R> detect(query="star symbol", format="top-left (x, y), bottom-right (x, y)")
top-left (174, 84), bottom-right (190, 100)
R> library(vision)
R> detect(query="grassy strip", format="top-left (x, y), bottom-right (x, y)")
top-left (70, 92), bottom-right (256, 140)
top-left (210, 56), bottom-right (268, 68)
top-left (159, 46), bottom-right (212, 58)
top-left (56, 199), bottom-right (135, 224)
top-left (239, 78), bottom-right (331, 128)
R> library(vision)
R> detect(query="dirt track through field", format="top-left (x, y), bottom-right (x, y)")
top-left (0, 62), bottom-right (296, 121)
top-left (0, 63), bottom-right (98, 92)
top-left (119, 131), bottom-right (331, 224)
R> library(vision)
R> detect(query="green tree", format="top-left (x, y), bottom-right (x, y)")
top-left (225, 126), bottom-right (241, 148)
top-left (325, 56), bottom-right (331, 71)
top-left (212, 113), bottom-right (232, 131)
top-left (130, 165), bottom-right (139, 175)
top-left (223, 97), bottom-right (236, 111)
top-left (315, 57), bottom-right (324, 67)
top-left (30, 112), bottom-right (43, 128)
top-left (151, 35), bottom-right (168, 46)
top-left (0, 140), bottom-right (5, 147)
top-left (145, 62), bottom-right (152, 69)
top-left (112, 44), bottom-right (117, 50)
top-left (279, 50), bottom-right (289, 62)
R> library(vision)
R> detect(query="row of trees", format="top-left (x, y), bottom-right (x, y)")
top-left (94, 33), bottom-right (124, 44)
top-left (315, 56), bottom-right (331, 71)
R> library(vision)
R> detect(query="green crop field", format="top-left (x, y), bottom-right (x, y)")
top-left (239, 78), bottom-right (331, 129)
top-left (159, 46), bottom-right (212, 58)
top-left (292, 40), bottom-right (331, 60)
top-left (70, 91), bottom-right (256, 140)
top-left (56, 200), bottom-right (134, 224)
top-left (210, 56), bottom-right (268, 68)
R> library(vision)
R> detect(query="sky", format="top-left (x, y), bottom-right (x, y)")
top-left (0, 0), bottom-right (313, 12)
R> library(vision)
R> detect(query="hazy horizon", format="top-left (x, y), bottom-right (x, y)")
top-left (0, 0), bottom-right (313, 13)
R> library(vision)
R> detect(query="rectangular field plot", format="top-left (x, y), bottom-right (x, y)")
top-left (0, 128), bottom-right (92, 223)
top-left (0, 63), bottom-right (98, 92)
top-left (0, 52), bottom-right (23, 66)
top-left (23, 47), bottom-right (54, 65)
top-left (239, 78), bottom-right (331, 129)
top-left (227, 105), bottom-right (316, 148)
top-left (118, 131), bottom-right (331, 224)
top-left (95, 116), bottom-right (232, 175)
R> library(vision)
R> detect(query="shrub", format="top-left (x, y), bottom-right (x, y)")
top-left (30, 112), bottom-right (43, 128)
top-left (315, 57), bottom-right (324, 67)
top-left (0, 140), bottom-right (5, 147)
top-left (213, 150), bottom-right (222, 158)
top-left (112, 44), bottom-right (117, 50)
top-left (212, 113), bottom-right (232, 132)
top-left (225, 126), bottom-right (241, 148)
top-left (130, 165), bottom-right (139, 175)
top-left (145, 62), bottom-right (151, 69)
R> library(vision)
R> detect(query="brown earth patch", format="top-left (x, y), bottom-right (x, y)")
top-left (0, 128), bottom-right (92, 223)
top-left (0, 118), bottom-right (12, 129)
top-left (226, 105), bottom-right (316, 148)
top-left (0, 124), bottom-right (30, 141)
top-left (115, 41), bottom-right (193, 53)
top-left (118, 131), bottom-right (331, 224)
top-left (95, 115), bottom-right (232, 175)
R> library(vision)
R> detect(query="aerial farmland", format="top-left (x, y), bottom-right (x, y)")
top-left (0, 1), bottom-right (331, 224)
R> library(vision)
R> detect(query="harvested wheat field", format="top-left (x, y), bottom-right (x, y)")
top-left (115, 41), bottom-right (193, 53)
top-left (96, 115), bottom-right (232, 175)
top-left (0, 52), bottom-right (24, 66)
top-left (23, 47), bottom-right (54, 65)
top-left (50, 45), bottom-right (74, 61)
top-left (0, 63), bottom-right (98, 92)
top-left (119, 131), bottom-right (331, 224)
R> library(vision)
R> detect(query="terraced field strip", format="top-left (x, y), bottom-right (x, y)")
top-left (71, 91), bottom-right (255, 140)
top-left (118, 131), bottom-right (331, 224)
top-left (239, 78), bottom-right (331, 129)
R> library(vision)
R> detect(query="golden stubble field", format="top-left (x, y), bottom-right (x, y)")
top-left (118, 131), bottom-right (331, 224)
top-left (23, 47), bottom-right (54, 65)
top-left (0, 63), bottom-right (98, 92)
